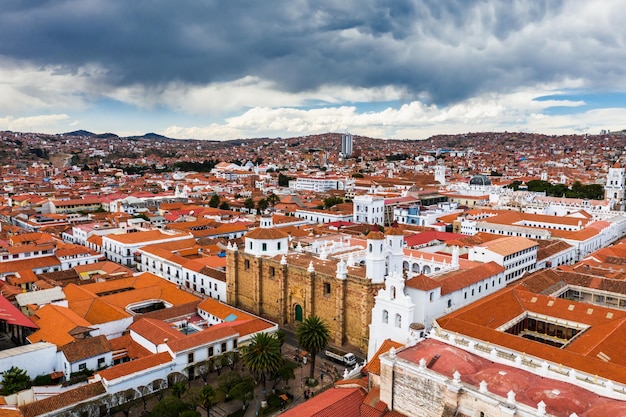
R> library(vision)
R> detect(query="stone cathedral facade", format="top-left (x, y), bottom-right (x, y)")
top-left (226, 218), bottom-right (385, 352)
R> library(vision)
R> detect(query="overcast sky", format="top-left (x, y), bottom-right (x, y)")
top-left (1, 1), bottom-right (625, 140)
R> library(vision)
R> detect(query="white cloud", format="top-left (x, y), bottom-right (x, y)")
top-left (0, 58), bottom-right (109, 113)
top-left (160, 87), bottom-right (624, 141)
top-left (0, 114), bottom-right (70, 132)
top-left (106, 76), bottom-right (409, 115)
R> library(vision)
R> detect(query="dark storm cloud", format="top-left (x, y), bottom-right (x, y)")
top-left (1, 0), bottom-right (623, 106)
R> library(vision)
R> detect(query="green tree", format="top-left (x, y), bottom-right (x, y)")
top-left (271, 361), bottom-right (296, 390)
top-left (278, 172), bottom-right (292, 187)
top-left (257, 198), bottom-right (268, 212)
top-left (197, 384), bottom-right (216, 416)
top-left (266, 193), bottom-right (280, 210)
top-left (241, 332), bottom-right (283, 399)
top-left (218, 201), bottom-right (230, 210)
top-left (506, 180), bottom-right (522, 190)
top-left (1, 366), bottom-right (31, 395)
top-left (133, 213), bottom-right (150, 222)
top-left (225, 350), bottom-right (239, 370)
top-left (212, 354), bottom-right (226, 376)
top-left (151, 396), bottom-right (190, 417)
top-left (584, 183), bottom-right (604, 199)
top-left (274, 329), bottom-right (286, 350)
top-left (171, 381), bottom-right (187, 398)
top-left (323, 196), bottom-right (344, 208)
top-left (217, 371), bottom-right (242, 398)
top-left (244, 198), bottom-right (255, 210)
top-left (208, 194), bottom-right (220, 208)
top-left (229, 377), bottom-right (254, 410)
top-left (296, 316), bottom-right (331, 380)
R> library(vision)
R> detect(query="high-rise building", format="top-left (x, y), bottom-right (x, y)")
top-left (341, 133), bottom-right (353, 157)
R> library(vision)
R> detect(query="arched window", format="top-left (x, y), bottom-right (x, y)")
top-left (369, 244), bottom-right (372, 252)
top-left (382, 310), bottom-right (388, 324)
top-left (395, 314), bottom-right (402, 328)
top-left (391, 286), bottom-right (396, 299)
top-left (447, 299), bottom-right (452, 308)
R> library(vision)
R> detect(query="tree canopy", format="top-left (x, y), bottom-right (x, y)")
top-left (1, 366), bottom-right (31, 395)
top-left (296, 316), bottom-right (331, 379)
top-left (208, 194), bottom-right (221, 208)
top-left (241, 332), bottom-right (283, 398)
top-left (507, 179), bottom-right (604, 199)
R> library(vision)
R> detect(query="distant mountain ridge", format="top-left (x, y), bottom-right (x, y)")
top-left (60, 130), bottom-right (171, 140)
top-left (62, 130), bottom-right (95, 137)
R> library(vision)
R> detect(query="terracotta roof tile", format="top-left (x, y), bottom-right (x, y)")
top-left (96, 351), bottom-right (172, 382)
top-left (279, 387), bottom-right (365, 417)
top-left (245, 227), bottom-right (288, 239)
top-left (363, 339), bottom-right (404, 376)
top-left (19, 382), bottom-right (106, 417)
top-left (60, 335), bottom-right (112, 362)
top-left (436, 286), bottom-right (626, 384)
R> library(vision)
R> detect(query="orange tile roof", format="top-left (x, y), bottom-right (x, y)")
top-left (105, 229), bottom-right (189, 244)
top-left (108, 333), bottom-right (152, 360)
top-left (130, 318), bottom-right (183, 344)
top-left (279, 387), bottom-right (365, 417)
top-left (167, 324), bottom-right (238, 353)
top-left (363, 339), bottom-right (405, 376)
top-left (28, 304), bottom-right (95, 346)
top-left (61, 335), bottom-right (112, 362)
top-left (96, 352), bottom-right (172, 382)
top-left (197, 297), bottom-right (256, 321)
top-left (229, 318), bottom-right (275, 337)
top-left (63, 273), bottom-right (200, 324)
top-left (477, 236), bottom-right (538, 256)
top-left (0, 256), bottom-right (61, 274)
top-left (436, 285), bottom-right (626, 384)
top-left (19, 382), bottom-right (106, 417)
top-left (245, 227), bottom-right (288, 239)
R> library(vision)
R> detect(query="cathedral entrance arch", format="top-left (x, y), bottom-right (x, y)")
top-left (294, 304), bottom-right (303, 322)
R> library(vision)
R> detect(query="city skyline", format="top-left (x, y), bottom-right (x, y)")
top-left (1, 1), bottom-right (626, 140)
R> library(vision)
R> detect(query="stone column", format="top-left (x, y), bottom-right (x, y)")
top-left (279, 261), bottom-right (288, 325)
top-left (226, 249), bottom-right (239, 306)
top-left (306, 263), bottom-right (315, 317)
top-left (334, 278), bottom-right (347, 345)
top-left (253, 257), bottom-right (263, 315)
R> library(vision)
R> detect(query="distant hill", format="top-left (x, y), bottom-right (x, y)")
top-left (60, 130), bottom-right (172, 140)
top-left (94, 133), bottom-right (120, 139)
top-left (127, 132), bottom-right (172, 140)
top-left (62, 130), bottom-right (95, 137)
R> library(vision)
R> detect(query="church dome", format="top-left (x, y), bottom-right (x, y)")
top-left (469, 175), bottom-right (492, 187)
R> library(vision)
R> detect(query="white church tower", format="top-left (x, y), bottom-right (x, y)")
top-left (386, 226), bottom-right (404, 276)
top-left (367, 269), bottom-right (415, 360)
top-left (365, 231), bottom-right (386, 284)
top-left (605, 161), bottom-right (626, 211)
top-left (434, 163), bottom-right (446, 185)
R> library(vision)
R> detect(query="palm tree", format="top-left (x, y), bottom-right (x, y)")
top-left (296, 315), bottom-right (330, 380)
top-left (241, 332), bottom-right (283, 399)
